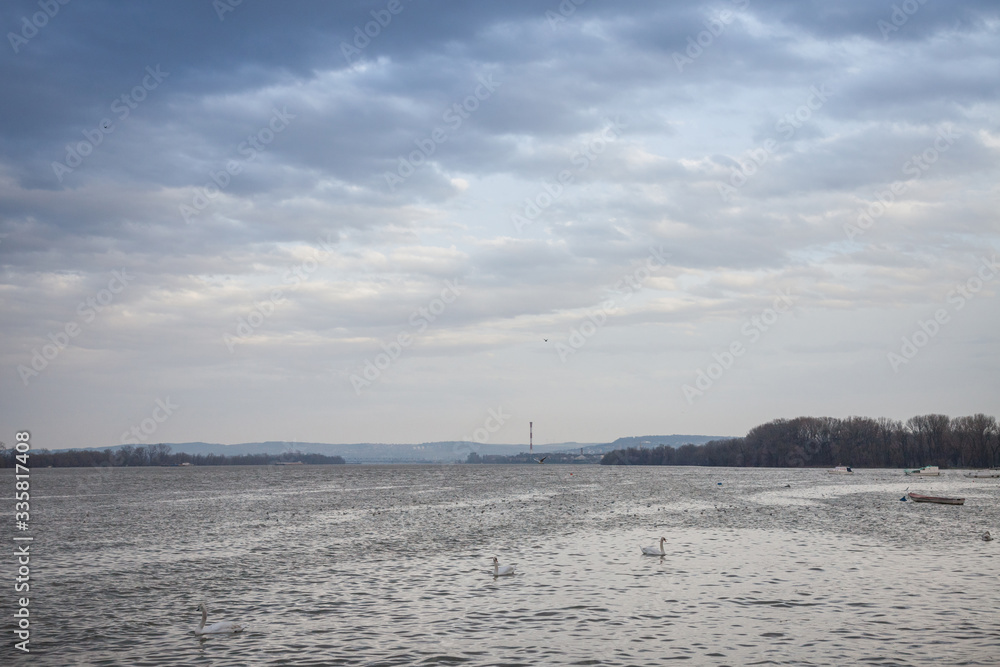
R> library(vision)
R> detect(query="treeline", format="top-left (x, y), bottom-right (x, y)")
top-left (0, 443), bottom-right (345, 468)
top-left (466, 451), bottom-right (603, 464)
top-left (600, 414), bottom-right (1000, 469)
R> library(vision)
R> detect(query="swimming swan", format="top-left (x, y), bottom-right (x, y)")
top-left (492, 556), bottom-right (515, 577)
top-left (641, 537), bottom-right (666, 556)
top-left (195, 603), bottom-right (244, 635)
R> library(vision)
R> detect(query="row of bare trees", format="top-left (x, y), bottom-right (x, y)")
top-left (601, 414), bottom-right (1000, 469)
top-left (465, 451), bottom-right (603, 464)
top-left (0, 444), bottom-right (345, 468)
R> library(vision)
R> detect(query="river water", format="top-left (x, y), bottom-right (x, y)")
top-left (3, 465), bottom-right (998, 666)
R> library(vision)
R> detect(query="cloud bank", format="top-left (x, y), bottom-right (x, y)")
top-left (1, 0), bottom-right (997, 448)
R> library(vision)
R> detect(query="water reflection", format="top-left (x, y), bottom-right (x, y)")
top-left (8, 465), bottom-right (999, 665)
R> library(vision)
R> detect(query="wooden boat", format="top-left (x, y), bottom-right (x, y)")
top-left (904, 465), bottom-right (940, 476)
top-left (827, 465), bottom-right (853, 474)
top-left (907, 492), bottom-right (964, 505)
top-left (965, 470), bottom-right (1000, 478)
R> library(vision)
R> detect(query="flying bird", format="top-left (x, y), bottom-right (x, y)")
top-left (534, 456), bottom-right (547, 464)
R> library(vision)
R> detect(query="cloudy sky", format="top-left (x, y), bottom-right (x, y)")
top-left (2, 0), bottom-right (998, 450)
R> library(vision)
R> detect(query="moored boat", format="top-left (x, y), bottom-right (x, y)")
top-left (828, 465), bottom-right (853, 474)
top-left (965, 469), bottom-right (1000, 478)
top-left (904, 465), bottom-right (940, 476)
top-left (907, 492), bottom-right (964, 505)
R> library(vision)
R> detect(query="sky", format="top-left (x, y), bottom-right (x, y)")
top-left (1, 0), bottom-right (998, 450)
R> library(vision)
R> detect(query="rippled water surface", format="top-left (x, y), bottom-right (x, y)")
top-left (4, 465), bottom-right (999, 665)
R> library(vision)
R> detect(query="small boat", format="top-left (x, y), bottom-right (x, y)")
top-left (828, 466), bottom-right (853, 474)
top-left (965, 470), bottom-right (1000, 478)
top-left (904, 465), bottom-right (940, 476)
top-left (907, 492), bottom-right (964, 505)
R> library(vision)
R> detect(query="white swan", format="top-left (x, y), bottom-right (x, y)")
top-left (641, 536), bottom-right (666, 556)
top-left (492, 556), bottom-right (515, 576)
top-left (195, 603), bottom-right (244, 635)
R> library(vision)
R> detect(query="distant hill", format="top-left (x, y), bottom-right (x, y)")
top-left (603, 435), bottom-right (727, 451)
top-left (55, 434), bottom-right (731, 464)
